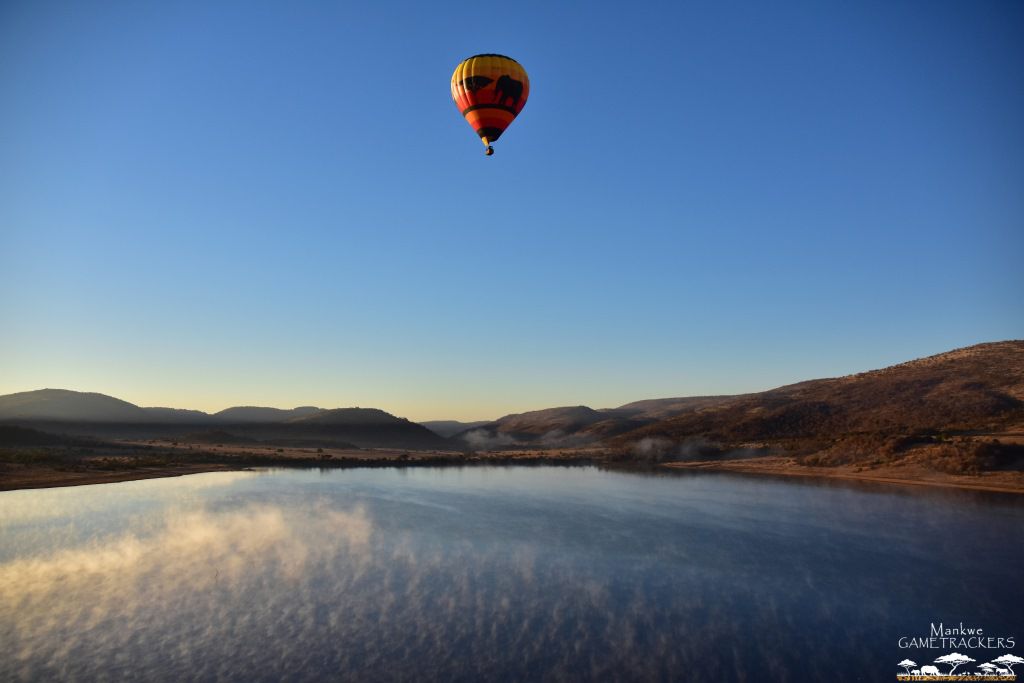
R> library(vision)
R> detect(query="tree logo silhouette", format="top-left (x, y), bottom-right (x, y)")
top-left (934, 653), bottom-right (975, 675)
top-left (897, 651), bottom-right (1020, 680)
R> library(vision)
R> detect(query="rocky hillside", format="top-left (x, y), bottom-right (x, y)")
top-left (612, 341), bottom-right (1024, 471)
top-left (619, 342), bottom-right (1023, 441)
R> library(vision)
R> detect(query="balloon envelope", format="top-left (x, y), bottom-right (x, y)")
top-left (451, 54), bottom-right (529, 153)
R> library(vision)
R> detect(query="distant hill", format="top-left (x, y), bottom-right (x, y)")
top-left (456, 405), bottom-right (642, 448)
top-left (0, 390), bottom-right (323, 425)
top-left (143, 407), bottom-right (216, 423)
top-left (0, 389), bottom-right (148, 422)
top-left (256, 408), bottom-right (448, 449)
top-left (453, 399), bottom-right (739, 448)
top-left (288, 408), bottom-right (403, 425)
top-left (495, 406), bottom-right (606, 435)
top-left (449, 342), bottom-right (1024, 454)
top-left (213, 406), bottom-right (322, 422)
top-left (612, 341), bottom-right (1024, 461)
top-left (606, 396), bottom-right (737, 421)
top-left (0, 391), bottom-right (446, 450)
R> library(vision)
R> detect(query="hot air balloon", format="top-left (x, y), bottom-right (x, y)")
top-left (451, 54), bottom-right (529, 156)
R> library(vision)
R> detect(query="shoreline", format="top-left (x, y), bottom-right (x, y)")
top-left (662, 457), bottom-right (1024, 495)
top-left (0, 443), bottom-right (601, 492)
top-left (3, 449), bottom-right (1023, 494)
top-left (0, 463), bottom-right (244, 491)
top-left (5, 462), bottom-right (1024, 495)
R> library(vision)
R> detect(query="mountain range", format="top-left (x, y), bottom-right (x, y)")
top-left (1, 341), bottom-right (1021, 458)
top-left (0, 391), bottom-right (448, 449)
top-left (0, 391), bottom-right (328, 424)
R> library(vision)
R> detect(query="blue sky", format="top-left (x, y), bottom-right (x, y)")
top-left (1, 1), bottom-right (1022, 420)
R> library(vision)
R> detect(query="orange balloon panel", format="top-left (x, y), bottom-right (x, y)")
top-left (451, 54), bottom-right (529, 149)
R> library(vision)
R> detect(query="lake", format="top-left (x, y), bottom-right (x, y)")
top-left (1, 466), bottom-right (1022, 681)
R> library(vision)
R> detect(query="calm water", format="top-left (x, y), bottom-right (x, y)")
top-left (1, 466), bottom-right (1022, 682)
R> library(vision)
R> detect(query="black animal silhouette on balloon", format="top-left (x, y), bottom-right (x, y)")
top-left (460, 76), bottom-right (493, 92)
top-left (493, 75), bottom-right (524, 109)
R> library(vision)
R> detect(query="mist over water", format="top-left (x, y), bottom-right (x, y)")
top-left (1, 467), bottom-right (1022, 681)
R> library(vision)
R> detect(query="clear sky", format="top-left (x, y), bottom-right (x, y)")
top-left (1, 1), bottom-right (1022, 421)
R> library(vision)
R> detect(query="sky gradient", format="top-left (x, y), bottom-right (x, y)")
top-left (2, 1), bottom-right (1022, 421)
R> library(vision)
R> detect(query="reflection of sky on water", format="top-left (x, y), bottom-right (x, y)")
top-left (0, 471), bottom-right (262, 560)
top-left (1, 467), bottom-right (1023, 681)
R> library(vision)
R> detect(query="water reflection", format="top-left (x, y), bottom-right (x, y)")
top-left (0, 467), bottom-right (1021, 681)
top-left (2, 502), bottom-right (371, 680)
top-left (0, 471), bottom-right (259, 527)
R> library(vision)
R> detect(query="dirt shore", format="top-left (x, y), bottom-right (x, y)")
top-left (663, 456), bottom-right (1024, 494)
top-left (0, 463), bottom-right (243, 491)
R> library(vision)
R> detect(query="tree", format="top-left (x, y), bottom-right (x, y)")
top-left (897, 659), bottom-right (917, 675)
top-left (992, 654), bottom-right (1024, 674)
top-left (977, 663), bottom-right (997, 676)
top-left (935, 653), bottom-right (975, 675)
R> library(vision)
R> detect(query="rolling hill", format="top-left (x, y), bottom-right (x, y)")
top-left (0, 389), bottom-right (149, 422)
top-left (605, 396), bottom-right (738, 421)
top-left (618, 341), bottom-right (1023, 442)
top-left (454, 398), bottom-right (738, 448)
top-left (244, 408), bottom-right (449, 449)
top-left (4, 340), bottom-right (1020, 460)
top-left (0, 391), bottom-right (448, 450)
top-left (611, 340), bottom-right (1024, 468)
top-left (213, 406), bottom-right (322, 422)
top-left (448, 341), bottom-right (1024, 461)
top-left (456, 406), bottom-right (617, 448)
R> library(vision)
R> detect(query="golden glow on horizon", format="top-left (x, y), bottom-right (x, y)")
top-left (0, 383), bottom-right (665, 423)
